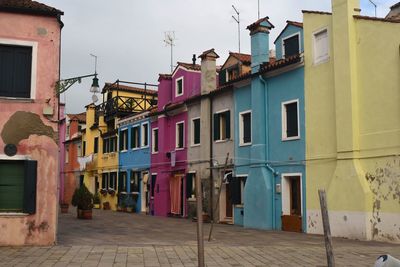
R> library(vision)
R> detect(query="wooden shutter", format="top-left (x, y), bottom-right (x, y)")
top-left (143, 124), bottom-right (149, 146)
top-left (151, 175), bottom-right (157, 197)
top-left (193, 119), bottom-right (200, 144)
top-left (154, 129), bottom-right (158, 152)
top-left (213, 113), bottom-right (220, 141)
top-left (284, 35), bottom-right (299, 58)
top-left (83, 141), bottom-right (86, 156)
top-left (186, 173), bottom-right (193, 198)
top-left (225, 111), bottom-right (231, 139)
top-left (218, 69), bottom-right (226, 85)
top-left (0, 160), bottom-right (24, 211)
top-left (286, 102), bottom-right (298, 137)
top-left (0, 45), bottom-right (32, 98)
top-left (23, 160), bottom-right (37, 214)
top-left (94, 137), bottom-right (98, 153)
top-left (243, 112), bottom-right (251, 143)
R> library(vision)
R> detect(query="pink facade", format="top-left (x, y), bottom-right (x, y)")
top-left (150, 64), bottom-right (201, 217)
top-left (0, 3), bottom-right (63, 246)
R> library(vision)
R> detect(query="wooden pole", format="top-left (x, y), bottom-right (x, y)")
top-left (195, 173), bottom-right (205, 267)
top-left (208, 153), bottom-right (229, 242)
top-left (318, 189), bottom-right (335, 267)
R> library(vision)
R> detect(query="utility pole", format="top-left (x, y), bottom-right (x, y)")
top-left (368, 0), bottom-right (377, 17)
top-left (196, 173), bottom-right (205, 267)
top-left (258, 0), bottom-right (260, 19)
top-left (232, 5), bottom-right (240, 53)
top-left (164, 31), bottom-right (176, 73)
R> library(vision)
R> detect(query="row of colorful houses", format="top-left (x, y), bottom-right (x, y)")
top-left (61, 0), bottom-right (400, 243)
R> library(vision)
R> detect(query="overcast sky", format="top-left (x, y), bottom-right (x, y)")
top-left (39, 0), bottom-right (396, 114)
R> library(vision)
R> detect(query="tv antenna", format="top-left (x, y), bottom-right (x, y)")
top-left (368, 0), bottom-right (377, 17)
top-left (164, 31), bottom-right (176, 73)
top-left (232, 5), bottom-right (240, 53)
top-left (258, 0), bottom-right (260, 19)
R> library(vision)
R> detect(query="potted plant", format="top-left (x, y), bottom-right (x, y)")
top-left (103, 201), bottom-right (110, 210)
top-left (100, 188), bottom-right (107, 196)
top-left (93, 192), bottom-right (100, 209)
top-left (60, 202), bottom-right (69, 213)
top-left (126, 196), bottom-right (136, 213)
top-left (108, 188), bottom-right (116, 197)
top-left (71, 184), bottom-right (94, 219)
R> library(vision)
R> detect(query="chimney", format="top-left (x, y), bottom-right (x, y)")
top-left (192, 54), bottom-right (196, 65)
top-left (199, 49), bottom-right (219, 95)
top-left (247, 17), bottom-right (274, 74)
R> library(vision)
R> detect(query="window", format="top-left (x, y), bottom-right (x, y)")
top-left (66, 125), bottom-right (70, 140)
top-left (101, 173), bottom-right (108, 189)
top-left (131, 126), bottom-right (140, 149)
top-left (0, 160), bottom-right (37, 214)
top-left (109, 172), bottom-right (117, 189)
top-left (151, 174), bottom-right (157, 197)
top-left (175, 77), bottom-right (184, 97)
top-left (176, 121), bottom-right (184, 149)
top-left (239, 111), bottom-right (251, 145)
top-left (130, 171), bottom-right (140, 192)
top-left (103, 136), bottom-right (117, 153)
top-left (141, 123), bottom-right (149, 147)
top-left (282, 100), bottom-right (300, 140)
top-left (313, 28), bottom-right (329, 64)
top-left (229, 176), bottom-right (246, 205)
top-left (77, 143), bottom-right (82, 157)
top-left (282, 174), bottom-right (302, 216)
top-left (186, 173), bottom-right (196, 199)
top-left (191, 118), bottom-right (200, 146)
top-left (94, 137), bottom-right (98, 154)
top-left (119, 129), bottom-right (128, 151)
top-left (0, 44), bottom-right (33, 98)
top-left (152, 128), bottom-right (159, 153)
top-left (65, 147), bottom-right (69, 163)
top-left (283, 33), bottom-right (300, 58)
top-left (82, 141), bottom-right (86, 156)
top-left (214, 110), bottom-right (231, 141)
top-left (118, 172), bottom-right (127, 192)
top-left (227, 66), bottom-right (240, 81)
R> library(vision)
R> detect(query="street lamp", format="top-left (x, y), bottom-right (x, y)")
top-left (56, 73), bottom-right (100, 98)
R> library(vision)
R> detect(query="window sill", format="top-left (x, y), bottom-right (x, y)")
top-left (0, 212), bottom-right (29, 217)
top-left (0, 97), bottom-right (34, 103)
top-left (175, 147), bottom-right (185, 151)
top-left (215, 139), bottom-right (230, 143)
top-left (239, 142), bottom-right (251, 147)
top-left (191, 144), bottom-right (200, 147)
top-left (152, 151), bottom-right (159, 154)
top-left (282, 136), bottom-right (300, 141)
top-left (313, 57), bottom-right (330, 66)
top-left (235, 204), bottom-right (244, 208)
top-left (131, 147), bottom-right (141, 151)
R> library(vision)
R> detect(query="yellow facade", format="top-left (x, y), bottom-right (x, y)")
top-left (81, 86), bottom-right (157, 211)
top-left (304, 0), bottom-right (400, 242)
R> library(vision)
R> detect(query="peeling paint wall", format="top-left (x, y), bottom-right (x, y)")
top-left (0, 11), bottom-right (61, 246)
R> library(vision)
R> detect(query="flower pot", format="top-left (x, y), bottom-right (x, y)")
top-left (126, 207), bottom-right (133, 213)
top-left (93, 204), bottom-right (100, 209)
top-left (103, 202), bottom-right (110, 210)
top-left (77, 209), bottom-right (92, 219)
top-left (60, 203), bottom-right (69, 213)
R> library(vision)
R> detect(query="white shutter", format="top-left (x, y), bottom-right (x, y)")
top-left (314, 29), bottom-right (329, 64)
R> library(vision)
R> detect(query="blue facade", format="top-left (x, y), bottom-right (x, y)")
top-left (234, 20), bottom-right (306, 231)
top-left (118, 116), bottom-right (151, 213)
top-left (274, 24), bottom-right (304, 60)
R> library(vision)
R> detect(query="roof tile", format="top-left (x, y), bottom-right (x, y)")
top-left (0, 0), bottom-right (63, 16)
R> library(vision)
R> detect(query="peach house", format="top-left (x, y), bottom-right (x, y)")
top-left (0, 0), bottom-right (63, 245)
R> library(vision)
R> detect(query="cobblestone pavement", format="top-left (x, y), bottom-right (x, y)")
top-left (0, 209), bottom-right (399, 266)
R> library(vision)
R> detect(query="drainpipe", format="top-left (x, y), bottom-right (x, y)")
top-left (209, 93), bottom-right (214, 220)
top-left (259, 74), bottom-right (277, 230)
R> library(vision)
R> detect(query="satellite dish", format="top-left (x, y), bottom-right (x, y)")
top-left (92, 94), bottom-right (98, 103)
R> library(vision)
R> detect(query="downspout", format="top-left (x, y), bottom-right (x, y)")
top-left (258, 74), bottom-right (277, 230)
top-left (209, 93), bottom-right (214, 220)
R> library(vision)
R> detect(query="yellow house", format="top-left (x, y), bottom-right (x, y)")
top-left (81, 82), bottom-right (157, 210)
top-left (304, 0), bottom-right (400, 242)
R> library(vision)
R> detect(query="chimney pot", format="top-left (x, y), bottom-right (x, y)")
top-left (192, 54), bottom-right (196, 65)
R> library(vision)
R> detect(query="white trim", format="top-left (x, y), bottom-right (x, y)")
top-left (151, 128), bottom-right (159, 154)
top-left (239, 110), bottom-right (252, 146)
top-left (281, 99), bottom-right (300, 141)
top-left (175, 76), bottom-right (184, 97)
top-left (312, 27), bottom-right (330, 65)
top-left (214, 109), bottom-right (231, 142)
top-left (119, 129), bottom-right (128, 151)
top-left (0, 38), bottom-right (38, 99)
top-left (281, 173), bottom-right (303, 216)
top-left (175, 121), bottom-right (185, 150)
top-left (190, 117), bottom-right (201, 147)
top-left (141, 122), bottom-right (149, 148)
top-left (281, 32), bottom-right (301, 59)
top-left (0, 154), bottom-right (31, 160)
top-left (151, 173), bottom-right (158, 176)
top-left (171, 65), bottom-right (201, 77)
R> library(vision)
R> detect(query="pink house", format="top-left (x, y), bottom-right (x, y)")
top-left (150, 61), bottom-right (201, 217)
top-left (0, 0), bottom-right (63, 245)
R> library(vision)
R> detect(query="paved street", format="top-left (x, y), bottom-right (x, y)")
top-left (0, 209), bottom-right (399, 266)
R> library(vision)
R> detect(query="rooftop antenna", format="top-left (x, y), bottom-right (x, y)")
top-left (368, 0), bottom-right (377, 17)
top-left (164, 31), bottom-right (176, 73)
top-left (258, 0), bottom-right (260, 19)
top-left (90, 53), bottom-right (97, 74)
top-left (232, 5), bottom-right (240, 53)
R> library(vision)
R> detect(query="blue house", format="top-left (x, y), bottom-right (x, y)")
top-left (117, 111), bottom-right (151, 213)
top-left (233, 18), bottom-right (306, 232)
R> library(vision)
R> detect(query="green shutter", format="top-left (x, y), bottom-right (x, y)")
top-left (213, 113), bottom-right (220, 141)
top-left (219, 69), bottom-right (226, 85)
top-left (0, 160), bottom-right (25, 212)
top-left (225, 111), bottom-right (231, 139)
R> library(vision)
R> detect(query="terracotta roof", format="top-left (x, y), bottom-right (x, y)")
top-left (0, 0), bottom-right (63, 16)
top-left (102, 82), bottom-right (158, 95)
top-left (68, 112), bottom-right (86, 123)
top-left (199, 48), bottom-right (220, 60)
top-left (158, 74), bottom-right (172, 81)
top-left (354, 15), bottom-right (400, 23)
top-left (229, 52), bottom-right (251, 65)
top-left (247, 16), bottom-right (275, 31)
top-left (391, 2), bottom-right (400, 9)
top-left (260, 54), bottom-right (302, 72)
top-left (286, 20), bottom-right (303, 28)
top-left (302, 10), bottom-right (332, 15)
top-left (177, 62), bottom-right (201, 71)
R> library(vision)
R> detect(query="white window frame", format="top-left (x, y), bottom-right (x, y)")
top-left (152, 128), bottom-right (159, 154)
top-left (141, 122), bottom-right (149, 148)
top-left (120, 128), bottom-right (128, 152)
top-left (191, 117), bottom-right (201, 147)
top-left (281, 173), bottom-right (303, 216)
top-left (239, 110), bottom-right (252, 146)
top-left (235, 174), bottom-right (247, 206)
top-left (175, 121), bottom-right (185, 150)
top-left (65, 147), bottom-right (69, 163)
top-left (175, 76), bottom-right (184, 97)
top-left (312, 27), bottom-right (329, 65)
top-left (215, 109), bottom-right (230, 143)
top-left (281, 32), bottom-right (301, 59)
top-left (131, 125), bottom-right (140, 150)
top-left (281, 99), bottom-right (300, 141)
top-left (0, 38), bottom-right (38, 100)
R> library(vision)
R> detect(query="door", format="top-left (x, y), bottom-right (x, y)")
top-left (170, 174), bottom-right (183, 215)
top-left (141, 172), bottom-right (149, 213)
top-left (225, 172), bottom-right (233, 218)
top-left (281, 175), bottom-right (302, 232)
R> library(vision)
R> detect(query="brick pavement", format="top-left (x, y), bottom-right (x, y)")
top-left (0, 209), bottom-right (399, 266)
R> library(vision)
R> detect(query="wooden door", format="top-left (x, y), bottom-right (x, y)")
top-left (282, 176), bottom-right (302, 232)
top-left (225, 183), bottom-right (233, 218)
